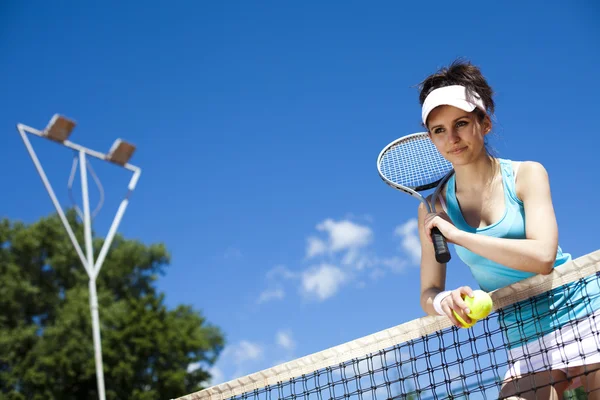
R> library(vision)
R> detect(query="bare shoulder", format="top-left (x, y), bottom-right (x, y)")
top-left (514, 160), bottom-right (550, 200)
top-left (514, 160), bottom-right (548, 181)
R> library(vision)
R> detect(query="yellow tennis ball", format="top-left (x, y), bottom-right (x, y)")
top-left (464, 290), bottom-right (493, 320)
top-left (452, 310), bottom-right (477, 328)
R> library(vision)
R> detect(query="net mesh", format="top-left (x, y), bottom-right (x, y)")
top-left (378, 134), bottom-right (453, 190)
top-left (174, 250), bottom-right (600, 400)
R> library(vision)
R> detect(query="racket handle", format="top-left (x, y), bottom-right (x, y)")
top-left (431, 227), bottom-right (451, 263)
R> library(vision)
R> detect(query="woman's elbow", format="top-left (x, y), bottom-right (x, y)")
top-left (420, 290), bottom-right (438, 316)
top-left (538, 249), bottom-right (556, 275)
top-left (539, 261), bottom-right (554, 275)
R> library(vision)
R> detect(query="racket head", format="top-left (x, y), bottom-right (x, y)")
top-left (377, 132), bottom-right (453, 192)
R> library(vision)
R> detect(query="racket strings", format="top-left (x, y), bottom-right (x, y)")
top-left (379, 135), bottom-right (452, 189)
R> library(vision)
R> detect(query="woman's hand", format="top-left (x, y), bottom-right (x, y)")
top-left (440, 286), bottom-right (475, 328)
top-left (424, 212), bottom-right (462, 245)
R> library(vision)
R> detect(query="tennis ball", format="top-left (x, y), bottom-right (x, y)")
top-left (452, 310), bottom-right (477, 328)
top-left (464, 290), bottom-right (493, 320)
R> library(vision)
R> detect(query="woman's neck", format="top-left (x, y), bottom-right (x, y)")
top-left (454, 155), bottom-right (498, 193)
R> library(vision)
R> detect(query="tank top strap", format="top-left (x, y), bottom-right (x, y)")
top-left (498, 158), bottom-right (523, 206)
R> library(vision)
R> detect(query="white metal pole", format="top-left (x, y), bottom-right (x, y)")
top-left (92, 168), bottom-right (141, 278)
top-left (89, 278), bottom-right (105, 400)
top-left (79, 150), bottom-right (95, 277)
top-left (80, 151), bottom-right (106, 400)
top-left (17, 119), bottom-right (141, 400)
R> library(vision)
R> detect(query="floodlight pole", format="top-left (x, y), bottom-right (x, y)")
top-left (17, 116), bottom-right (142, 400)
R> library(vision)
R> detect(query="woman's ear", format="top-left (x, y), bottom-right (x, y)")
top-left (483, 115), bottom-right (493, 134)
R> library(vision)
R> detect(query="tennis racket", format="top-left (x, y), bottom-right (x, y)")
top-left (377, 132), bottom-right (454, 264)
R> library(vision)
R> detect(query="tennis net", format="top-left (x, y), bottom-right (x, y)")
top-left (174, 250), bottom-right (600, 400)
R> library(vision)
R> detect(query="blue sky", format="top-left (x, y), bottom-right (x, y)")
top-left (1, 0), bottom-right (599, 389)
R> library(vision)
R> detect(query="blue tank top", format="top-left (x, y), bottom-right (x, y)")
top-left (445, 158), bottom-right (570, 292)
top-left (444, 159), bottom-right (600, 348)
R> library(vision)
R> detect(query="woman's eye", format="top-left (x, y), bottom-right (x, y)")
top-left (433, 128), bottom-right (444, 134)
top-left (456, 120), bottom-right (468, 128)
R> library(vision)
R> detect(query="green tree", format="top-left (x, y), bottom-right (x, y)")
top-left (0, 211), bottom-right (225, 400)
top-left (565, 386), bottom-right (588, 399)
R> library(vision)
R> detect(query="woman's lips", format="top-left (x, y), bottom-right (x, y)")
top-left (448, 146), bottom-right (467, 155)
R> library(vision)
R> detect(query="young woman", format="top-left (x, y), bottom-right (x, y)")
top-left (416, 60), bottom-right (600, 399)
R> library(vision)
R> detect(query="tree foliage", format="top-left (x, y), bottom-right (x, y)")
top-left (0, 211), bottom-right (224, 399)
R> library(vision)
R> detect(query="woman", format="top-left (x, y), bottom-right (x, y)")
top-left (416, 60), bottom-right (600, 399)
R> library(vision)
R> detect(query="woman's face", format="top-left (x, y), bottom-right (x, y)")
top-left (426, 105), bottom-right (491, 165)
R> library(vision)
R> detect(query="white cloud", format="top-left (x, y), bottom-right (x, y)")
top-left (187, 363), bottom-right (225, 386)
top-left (318, 219), bottom-right (373, 252)
top-left (257, 287), bottom-right (285, 304)
top-left (306, 236), bottom-right (327, 258)
top-left (187, 362), bottom-right (200, 373)
top-left (394, 218), bottom-right (421, 264)
top-left (257, 265), bottom-right (298, 304)
top-left (257, 219), bottom-right (374, 306)
top-left (276, 330), bottom-right (296, 351)
top-left (369, 268), bottom-right (386, 280)
top-left (258, 217), bottom-right (420, 307)
top-left (365, 257), bottom-right (407, 281)
top-left (380, 256), bottom-right (408, 273)
top-left (209, 332), bottom-right (300, 386)
top-left (266, 265), bottom-right (297, 280)
top-left (232, 341), bottom-right (263, 365)
top-left (307, 219), bottom-right (373, 258)
top-left (212, 340), bottom-right (264, 382)
top-left (302, 264), bottom-right (346, 301)
top-left (208, 366), bottom-right (224, 385)
top-left (341, 249), bottom-right (376, 270)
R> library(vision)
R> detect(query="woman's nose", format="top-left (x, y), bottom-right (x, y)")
top-left (448, 129), bottom-right (460, 143)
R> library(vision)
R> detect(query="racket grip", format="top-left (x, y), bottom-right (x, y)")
top-left (431, 227), bottom-right (451, 263)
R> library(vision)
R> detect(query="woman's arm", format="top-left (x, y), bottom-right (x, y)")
top-left (418, 198), bottom-right (474, 326)
top-left (418, 199), bottom-right (447, 316)
top-left (425, 161), bottom-right (559, 275)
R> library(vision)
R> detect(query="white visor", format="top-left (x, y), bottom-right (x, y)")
top-left (421, 85), bottom-right (486, 126)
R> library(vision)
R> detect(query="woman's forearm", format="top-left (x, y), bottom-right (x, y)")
top-left (454, 231), bottom-right (555, 274)
top-left (421, 288), bottom-right (441, 316)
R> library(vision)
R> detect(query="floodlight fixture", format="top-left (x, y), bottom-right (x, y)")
top-left (106, 139), bottom-right (136, 166)
top-left (44, 114), bottom-right (76, 142)
top-left (16, 114), bottom-right (142, 400)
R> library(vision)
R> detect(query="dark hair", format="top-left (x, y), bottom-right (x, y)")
top-left (418, 59), bottom-right (495, 123)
